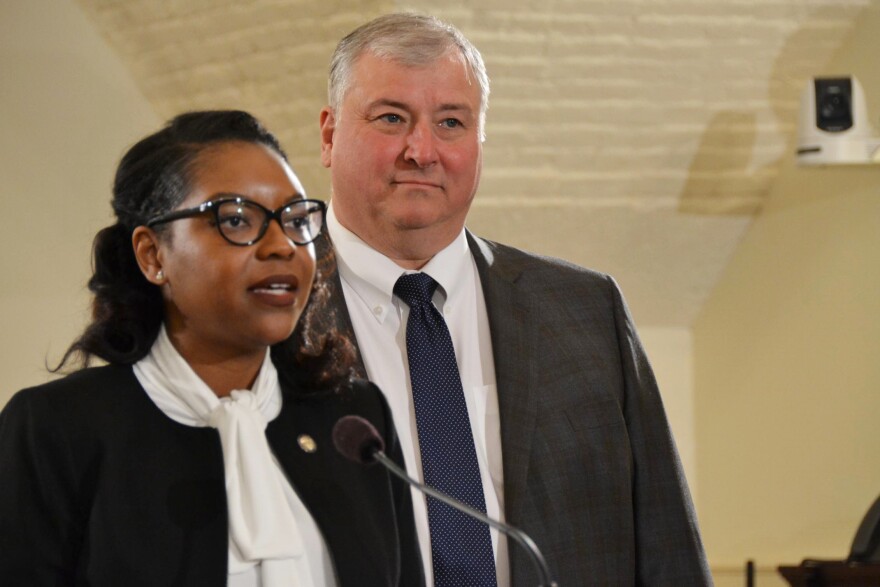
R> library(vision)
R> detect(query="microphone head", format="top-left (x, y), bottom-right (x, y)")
top-left (332, 415), bottom-right (385, 465)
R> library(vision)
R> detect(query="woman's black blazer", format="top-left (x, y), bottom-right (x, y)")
top-left (0, 364), bottom-right (424, 587)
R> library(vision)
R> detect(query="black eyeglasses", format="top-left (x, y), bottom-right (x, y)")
top-left (146, 197), bottom-right (326, 246)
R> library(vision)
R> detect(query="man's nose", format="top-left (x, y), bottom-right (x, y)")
top-left (404, 122), bottom-right (439, 168)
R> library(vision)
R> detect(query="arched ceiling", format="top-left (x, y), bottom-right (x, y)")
top-left (75, 0), bottom-right (873, 326)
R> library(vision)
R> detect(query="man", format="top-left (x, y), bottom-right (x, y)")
top-left (315, 12), bottom-right (712, 586)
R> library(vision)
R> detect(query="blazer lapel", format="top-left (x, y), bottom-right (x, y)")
top-left (466, 233), bottom-right (537, 531)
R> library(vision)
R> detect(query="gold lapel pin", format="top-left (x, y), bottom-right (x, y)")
top-left (297, 434), bottom-right (317, 453)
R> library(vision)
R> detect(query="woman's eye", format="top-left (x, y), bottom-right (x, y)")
top-left (284, 216), bottom-right (307, 229)
top-left (218, 213), bottom-right (249, 229)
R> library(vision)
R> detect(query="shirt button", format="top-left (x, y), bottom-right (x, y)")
top-left (373, 306), bottom-right (383, 315)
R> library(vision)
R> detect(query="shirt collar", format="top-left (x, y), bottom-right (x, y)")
top-left (327, 202), bottom-right (471, 321)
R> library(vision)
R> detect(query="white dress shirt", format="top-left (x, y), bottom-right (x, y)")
top-left (327, 205), bottom-right (508, 587)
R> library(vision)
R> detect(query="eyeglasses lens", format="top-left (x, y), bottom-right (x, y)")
top-left (281, 202), bottom-right (322, 244)
top-left (215, 200), bottom-right (322, 245)
top-left (216, 201), bottom-right (263, 244)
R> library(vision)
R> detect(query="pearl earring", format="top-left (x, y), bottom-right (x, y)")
top-left (156, 270), bottom-right (164, 280)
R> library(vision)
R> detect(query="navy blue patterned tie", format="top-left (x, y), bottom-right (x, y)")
top-left (394, 273), bottom-right (497, 587)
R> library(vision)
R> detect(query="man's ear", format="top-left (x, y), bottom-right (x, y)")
top-left (132, 226), bottom-right (166, 285)
top-left (319, 107), bottom-right (336, 168)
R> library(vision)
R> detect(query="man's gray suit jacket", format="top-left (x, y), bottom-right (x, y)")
top-left (318, 231), bottom-right (713, 586)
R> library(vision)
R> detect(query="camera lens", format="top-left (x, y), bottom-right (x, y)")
top-left (820, 95), bottom-right (847, 119)
top-left (814, 78), bottom-right (853, 133)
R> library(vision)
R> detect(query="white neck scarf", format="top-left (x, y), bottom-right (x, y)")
top-left (134, 326), bottom-right (309, 587)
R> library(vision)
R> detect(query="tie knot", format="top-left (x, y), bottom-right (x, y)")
top-left (394, 272), bottom-right (439, 307)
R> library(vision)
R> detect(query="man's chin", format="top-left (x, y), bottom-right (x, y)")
top-left (392, 214), bottom-right (448, 233)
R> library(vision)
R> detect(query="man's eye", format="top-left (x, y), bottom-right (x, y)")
top-left (440, 118), bottom-right (463, 129)
top-left (379, 113), bottom-right (403, 124)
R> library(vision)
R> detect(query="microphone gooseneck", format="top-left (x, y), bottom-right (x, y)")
top-left (331, 415), bottom-right (559, 587)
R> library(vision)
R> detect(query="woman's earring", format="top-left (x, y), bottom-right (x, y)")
top-left (156, 270), bottom-right (164, 281)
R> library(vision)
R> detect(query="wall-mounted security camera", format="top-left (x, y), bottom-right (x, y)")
top-left (796, 76), bottom-right (880, 165)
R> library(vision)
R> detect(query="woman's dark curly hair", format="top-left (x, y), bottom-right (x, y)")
top-left (56, 110), bottom-right (356, 391)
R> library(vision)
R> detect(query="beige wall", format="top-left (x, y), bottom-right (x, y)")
top-left (0, 0), bottom-right (158, 404)
top-left (694, 5), bottom-right (880, 585)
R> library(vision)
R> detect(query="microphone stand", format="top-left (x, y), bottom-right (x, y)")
top-left (373, 451), bottom-right (559, 587)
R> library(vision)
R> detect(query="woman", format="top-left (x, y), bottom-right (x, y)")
top-left (0, 111), bottom-right (423, 587)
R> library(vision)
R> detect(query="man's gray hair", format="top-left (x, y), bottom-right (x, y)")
top-left (328, 13), bottom-right (490, 139)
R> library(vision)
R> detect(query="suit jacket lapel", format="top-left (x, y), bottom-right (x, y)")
top-left (466, 232), bottom-right (537, 531)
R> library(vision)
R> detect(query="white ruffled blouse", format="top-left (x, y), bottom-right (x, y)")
top-left (133, 326), bottom-right (338, 587)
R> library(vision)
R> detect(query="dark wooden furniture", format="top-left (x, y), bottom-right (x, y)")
top-left (779, 560), bottom-right (880, 586)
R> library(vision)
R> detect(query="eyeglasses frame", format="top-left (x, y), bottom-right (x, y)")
top-left (145, 196), bottom-right (326, 246)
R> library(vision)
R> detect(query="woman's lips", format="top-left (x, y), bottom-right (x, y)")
top-left (248, 275), bottom-right (298, 307)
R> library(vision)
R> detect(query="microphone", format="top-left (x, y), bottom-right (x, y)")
top-left (332, 415), bottom-right (559, 587)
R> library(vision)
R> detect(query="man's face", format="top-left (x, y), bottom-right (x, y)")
top-left (320, 51), bottom-right (483, 265)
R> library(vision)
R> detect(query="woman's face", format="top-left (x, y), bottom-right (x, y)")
top-left (154, 141), bottom-right (316, 359)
